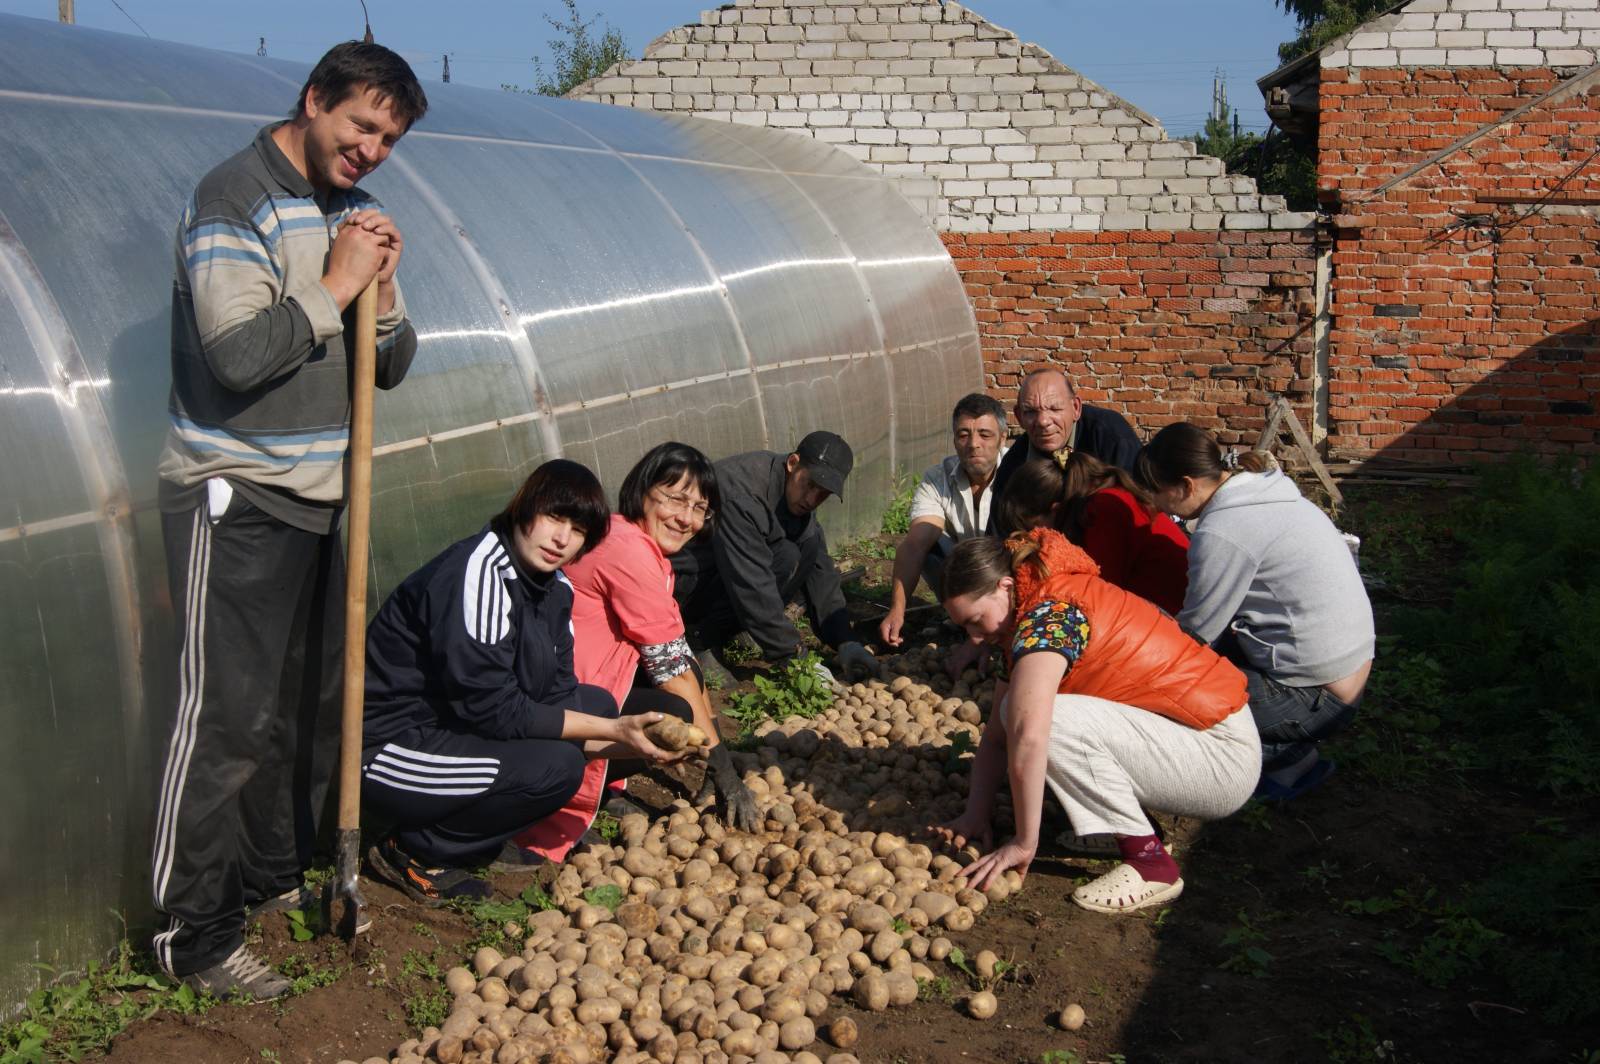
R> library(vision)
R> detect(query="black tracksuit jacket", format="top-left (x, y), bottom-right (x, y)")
top-left (363, 524), bottom-right (578, 748)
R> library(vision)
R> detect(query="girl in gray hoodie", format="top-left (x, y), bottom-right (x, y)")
top-left (1137, 424), bottom-right (1374, 799)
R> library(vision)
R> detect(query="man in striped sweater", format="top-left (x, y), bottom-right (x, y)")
top-left (150, 42), bottom-right (427, 1000)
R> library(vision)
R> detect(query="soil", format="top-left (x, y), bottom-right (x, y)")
top-left (86, 518), bottom-right (1600, 1064)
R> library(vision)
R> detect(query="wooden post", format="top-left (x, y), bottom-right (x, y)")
top-left (58, 0), bottom-right (74, 24)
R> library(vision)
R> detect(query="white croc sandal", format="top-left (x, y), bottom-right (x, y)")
top-left (1072, 863), bottom-right (1185, 914)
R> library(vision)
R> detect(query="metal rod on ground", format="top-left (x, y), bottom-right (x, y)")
top-left (331, 278), bottom-right (377, 943)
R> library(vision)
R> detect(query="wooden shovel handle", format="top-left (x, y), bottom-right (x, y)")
top-left (338, 279), bottom-right (378, 833)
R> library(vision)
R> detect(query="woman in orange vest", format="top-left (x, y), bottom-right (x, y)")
top-left (932, 529), bottom-right (1260, 913)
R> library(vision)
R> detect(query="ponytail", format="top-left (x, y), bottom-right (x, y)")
top-left (1137, 422), bottom-right (1278, 491)
top-left (998, 448), bottom-right (1161, 542)
top-left (942, 532), bottom-right (1052, 601)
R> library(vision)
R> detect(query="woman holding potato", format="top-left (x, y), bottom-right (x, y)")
top-left (563, 442), bottom-right (762, 832)
top-left (933, 529), bottom-right (1260, 913)
top-left (360, 460), bottom-right (682, 905)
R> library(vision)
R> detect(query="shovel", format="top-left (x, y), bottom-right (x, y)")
top-left (326, 277), bottom-right (378, 943)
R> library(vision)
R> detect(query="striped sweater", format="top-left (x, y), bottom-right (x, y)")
top-left (157, 123), bottom-right (417, 533)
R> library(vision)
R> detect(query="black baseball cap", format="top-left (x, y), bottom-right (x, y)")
top-left (793, 430), bottom-right (853, 498)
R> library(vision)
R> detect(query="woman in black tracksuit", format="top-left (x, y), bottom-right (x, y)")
top-left (360, 460), bottom-right (678, 904)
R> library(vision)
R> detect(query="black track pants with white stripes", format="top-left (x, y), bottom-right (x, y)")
top-left (360, 684), bottom-right (622, 867)
top-left (150, 499), bottom-right (343, 977)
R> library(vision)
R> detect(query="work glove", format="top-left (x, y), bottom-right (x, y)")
top-left (837, 640), bottom-right (882, 681)
top-left (696, 744), bottom-right (764, 833)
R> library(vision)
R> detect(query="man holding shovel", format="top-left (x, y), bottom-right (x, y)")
top-left (150, 43), bottom-right (427, 1000)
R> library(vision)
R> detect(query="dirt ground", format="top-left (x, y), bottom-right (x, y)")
top-left (85, 504), bottom-right (1600, 1064)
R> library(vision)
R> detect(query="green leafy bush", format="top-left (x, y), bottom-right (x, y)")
top-left (1393, 458), bottom-right (1600, 799)
top-left (726, 651), bottom-right (835, 730)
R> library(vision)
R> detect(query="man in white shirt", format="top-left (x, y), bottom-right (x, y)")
top-left (879, 393), bottom-right (1008, 648)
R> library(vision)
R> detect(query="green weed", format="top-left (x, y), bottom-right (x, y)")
top-left (581, 884), bottom-right (624, 912)
top-left (592, 810), bottom-right (621, 842)
top-left (1218, 909), bottom-right (1274, 979)
top-left (1315, 1013), bottom-right (1406, 1063)
top-left (397, 948), bottom-right (451, 1030)
top-left (277, 949), bottom-right (344, 996)
top-left (880, 469), bottom-right (918, 537)
top-left (0, 938), bottom-right (216, 1063)
top-left (726, 651), bottom-right (835, 729)
top-left (720, 636), bottom-right (762, 666)
top-left (915, 975), bottom-right (953, 1003)
top-left (284, 908), bottom-right (319, 943)
top-left (1040, 1051), bottom-right (1083, 1064)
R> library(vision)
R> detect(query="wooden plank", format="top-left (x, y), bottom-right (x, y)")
top-left (1279, 399), bottom-right (1345, 510)
top-left (1476, 193), bottom-right (1600, 206)
top-left (1254, 399), bottom-right (1286, 453)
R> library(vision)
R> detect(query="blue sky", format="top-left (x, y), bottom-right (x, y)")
top-left (1, 1), bottom-right (1301, 135)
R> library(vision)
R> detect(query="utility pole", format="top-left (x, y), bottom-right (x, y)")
top-left (257, 37), bottom-right (267, 57)
top-left (58, 0), bottom-right (73, 24)
top-left (442, 54), bottom-right (451, 83)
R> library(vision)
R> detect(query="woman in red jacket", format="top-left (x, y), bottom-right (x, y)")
top-left (933, 529), bottom-right (1260, 913)
top-left (997, 449), bottom-right (1190, 615)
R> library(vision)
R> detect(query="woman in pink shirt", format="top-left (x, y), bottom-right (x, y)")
top-left (564, 442), bottom-right (760, 831)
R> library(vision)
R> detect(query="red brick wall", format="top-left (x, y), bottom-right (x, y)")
top-left (1319, 66), bottom-right (1600, 460)
top-left (941, 229), bottom-right (1317, 448)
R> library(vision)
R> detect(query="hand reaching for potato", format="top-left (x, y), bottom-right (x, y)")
top-left (698, 743), bottom-right (764, 832)
top-left (929, 807), bottom-right (994, 856)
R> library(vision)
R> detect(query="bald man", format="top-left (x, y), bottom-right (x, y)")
top-left (986, 368), bottom-right (1141, 533)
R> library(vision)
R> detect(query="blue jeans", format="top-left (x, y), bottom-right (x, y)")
top-left (1238, 668), bottom-right (1360, 770)
top-left (1216, 633), bottom-right (1361, 770)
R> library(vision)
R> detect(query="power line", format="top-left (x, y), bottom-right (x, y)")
top-left (105, 0), bottom-right (149, 37)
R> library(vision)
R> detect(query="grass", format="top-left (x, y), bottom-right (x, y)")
top-left (0, 938), bottom-right (217, 1063)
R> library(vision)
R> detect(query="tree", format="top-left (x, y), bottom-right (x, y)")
top-left (1275, 0), bottom-right (1400, 63)
top-left (503, 0), bottom-right (630, 97)
top-left (1188, 101), bottom-right (1318, 211)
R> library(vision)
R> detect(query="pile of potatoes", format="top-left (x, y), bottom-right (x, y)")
top-left (368, 644), bottom-right (1026, 1064)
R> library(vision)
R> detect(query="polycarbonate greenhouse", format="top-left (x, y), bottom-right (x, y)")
top-left (0, 15), bottom-right (980, 1004)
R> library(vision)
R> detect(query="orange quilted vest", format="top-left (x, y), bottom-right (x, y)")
top-left (1008, 528), bottom-right (1246, 730)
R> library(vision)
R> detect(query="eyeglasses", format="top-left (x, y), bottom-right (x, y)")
top-left (651, 487), bottom-right (714, 522)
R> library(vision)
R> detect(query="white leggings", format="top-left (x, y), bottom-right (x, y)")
top-left (1039, 695), bottom-right (1262, 837)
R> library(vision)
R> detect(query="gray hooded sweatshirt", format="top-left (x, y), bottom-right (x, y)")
top-left (1178, 471), bottom-right (1374, 687)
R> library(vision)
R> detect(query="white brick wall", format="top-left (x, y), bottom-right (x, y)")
top-left (567, 0), bottom-right (1310, 234)
top-left (1322, 0), bottom-right (1600, 67)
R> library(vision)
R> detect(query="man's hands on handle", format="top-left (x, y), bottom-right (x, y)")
top-left (323, 210), bottom-right (404, 313)
top-left (697, 744), bottom-right (763, 833)
top-left (837, 640), bottom-right (882, 681)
